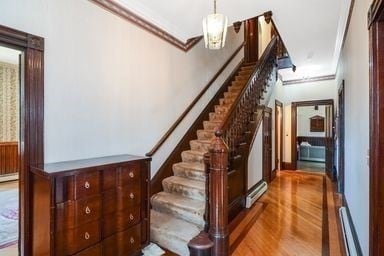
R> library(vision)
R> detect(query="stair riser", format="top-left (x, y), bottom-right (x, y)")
top-left (224, 92), bottom-right (239, 99)
top-left (162, 180), bottom-right (205, 201)
top-left (231, 81), bottom-right (245, 87)
top-left (196, 130), bottom-right (214, 140)
top-left (190, 140), bottom-right (211, 152)
top-left (214, 105), bottom-right (229, 114)
top-left (181, 151), bottom-right (205, 163)
top-left (150, 229), bottom-right (190, 256)
top-left (228, 86), bottom-right (242, 93)
top-left (203, 121), bottom-right (222, 130)
top-left (235, 76), bottom-right (249, 81)
top-left (209, 112), bottom-right (226, 121)
top-left (220, 98), bottom-right (235, 105)
top-left (238, 70), bottom-right (252, 76)
top-left (151, 199), bottom-right (205, 229)
top-left (173, 167), bottom-right (206, 181)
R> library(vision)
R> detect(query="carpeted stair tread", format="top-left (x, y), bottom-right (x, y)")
top-left (190, 139), bottom-right (211, 152)
top-left (203, 120), bottom-right (222, 130)
top-left (181, 149), bottom-right (206, 163)
top-left (151, 210), bottom-right (200, 256)
top-left (209, 112), bottom-right (226, 121)
top-left (173, 162), bottom-right (205, 181)
top-left (196, 129), bottom-right (215, 140)
top-left (151, 192), bottom-right (205, 228)
top-left (162, 176), bottom-right (205, 201)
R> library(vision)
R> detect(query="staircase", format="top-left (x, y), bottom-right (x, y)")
top-left (150, 63), bottom-right (255, 255)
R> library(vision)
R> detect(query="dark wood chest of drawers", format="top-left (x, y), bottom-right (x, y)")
top-left (31, 154), bottom-right (151, 256)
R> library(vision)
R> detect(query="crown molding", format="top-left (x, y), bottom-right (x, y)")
top-left (283, 74), bottom-right (336, 85)
top-left (89, 0), bottom-right (202, 52)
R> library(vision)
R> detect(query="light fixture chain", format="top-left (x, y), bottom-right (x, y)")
top-left (214, 0), bottom-right (216, 14)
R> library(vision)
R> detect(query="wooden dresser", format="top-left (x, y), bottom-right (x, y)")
top-left (31, 154), bottom-right (151, 256)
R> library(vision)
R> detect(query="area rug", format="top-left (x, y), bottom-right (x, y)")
top-left (0, 189), bottom-right (18, 249)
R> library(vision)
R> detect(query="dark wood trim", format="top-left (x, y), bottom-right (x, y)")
top-left (283, 74), bottom-right (336, 85)
top-left (150, 58), bottom-right (245, 196)
top-left (322, 176), bottom-right (330, 256)
top-left (368, 1), bottom-right (384, 254)
top-left (368, 0), bottom-right (384, 28)
top-left (146, 42), bottom-right (245, 157)
top-left (262, 107), bottom-right (273, 183)
top-left (291, 99), bottom-right (334, 173)
top-left (275, 100), bottom-right (283, 171)
top-left (0, 24), bottom-right (44, 255)
top-left (0, 142), bottom-right (19, 175)
top-left (89, 0), bottom-right (202, 51)
top-left (282, 162), bottom-right (294, 170)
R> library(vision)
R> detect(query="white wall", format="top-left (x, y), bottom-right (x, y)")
top-left (297, 105), bottom-right (326, 137)
top-left (275, 79), bottom-right (337, 162)
top-left (247, 120), bottom-right (263, 189)
top-left (0, 0), bottom-right (244, 177)
top-left (335, 0), bottom-right (371, 254)
top-left (258, 16), bottom-right (272, 57)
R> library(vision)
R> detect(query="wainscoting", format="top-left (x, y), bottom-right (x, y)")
top-left (0, 142), bottom-right (18, 176)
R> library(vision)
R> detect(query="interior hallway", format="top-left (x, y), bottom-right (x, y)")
top-left (230, 170), bottom-right (344, 256)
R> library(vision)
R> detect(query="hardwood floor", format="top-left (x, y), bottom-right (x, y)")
top-left (231, 170), bottom-right (344, 256)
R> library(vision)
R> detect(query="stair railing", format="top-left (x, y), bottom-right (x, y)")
top-left (189, 36), bottom-right (279, 256)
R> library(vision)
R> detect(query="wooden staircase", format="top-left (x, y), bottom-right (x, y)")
top-left (150, 64), bottom-right (256, 255)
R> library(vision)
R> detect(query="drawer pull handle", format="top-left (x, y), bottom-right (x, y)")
top-left (130, 237), bottom-right (134, 244)
top-left (129, 171), bottom-right (134, 178)
top-left (129, 214), bottom-right (134, 220)
top-left (130, 193), bottom-right (135, 199)
top-left (84, 232), bottom-right (90, 240)
top-left (84, 181), bottom-right (90, 189)
top-left (85, 206), bottom-right (91, 214)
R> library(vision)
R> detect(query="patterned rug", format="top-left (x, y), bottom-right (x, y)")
top-left (0, 189), bottom-right (18, 249)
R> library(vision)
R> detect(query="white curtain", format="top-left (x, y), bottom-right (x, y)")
top-left (0, 61), bottom-right (19, 142)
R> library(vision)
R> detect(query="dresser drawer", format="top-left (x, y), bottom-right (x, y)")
top-left (73, 243), bottom-right (101, 256)
top-left (102, 207), bottom-right (141, 238)
top-left (102, 184), bottom-right (141, 215)
top-left (56, 195), bottom-right (101, 232)
top-left (55, 220), bottom-right (101, 255)
top-left (102, 223), bottom-right (141, 256)
top-left (117, 162), bottom-right (141, 186)
top-left (68, 170), bottom-right (101, 200)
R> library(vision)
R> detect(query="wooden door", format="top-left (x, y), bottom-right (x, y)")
top-left (263, 107), bottom-right (273, 183)
top-left (244, 17), bottom-right (259, 63)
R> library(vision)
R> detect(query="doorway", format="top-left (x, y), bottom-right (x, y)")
top-left (291, 99), bottom-right (334, 178)
top-left (0, 25), bottom-right (44, 255)
top-left (338, 81), bottom-right (345, 193)
top-left (263, 107), bottom-right (273, 182)
top-left (0, 45), bottom-right (21, 254)
top-left (275, 100), bottom-right (283, 172)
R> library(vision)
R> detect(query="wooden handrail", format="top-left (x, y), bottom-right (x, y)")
top-left (146, 42), bottom-right (245, 157)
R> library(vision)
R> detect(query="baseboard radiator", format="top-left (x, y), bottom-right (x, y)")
top-left (246, 181), bottom-right (267, 208)
top-left (339, 207), bottom-right (358, 256)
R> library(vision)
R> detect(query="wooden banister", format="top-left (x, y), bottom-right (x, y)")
top-left (217, 37), bottom-right (278, 151)
top-left (146, 42), bottom-right (245, 157)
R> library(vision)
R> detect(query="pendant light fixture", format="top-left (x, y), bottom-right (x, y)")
top-left (202, 0), bottom-right (228, 50)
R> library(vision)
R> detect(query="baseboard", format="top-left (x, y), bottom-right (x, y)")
top-left (282, 162), bottom-right (295, 170)
top-left (340, 195), bottom-right (363, 255)
top-left (0, 173), bottom-right (18, 183)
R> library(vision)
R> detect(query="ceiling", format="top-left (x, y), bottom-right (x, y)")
top-left (115, 0), bottom-right (352, 81)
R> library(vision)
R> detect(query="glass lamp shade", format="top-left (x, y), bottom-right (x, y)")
top-left (202, 13), bottom-right (228, 50)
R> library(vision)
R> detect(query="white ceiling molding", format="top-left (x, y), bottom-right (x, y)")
top-left (90, 0), bottom-right (351, 81)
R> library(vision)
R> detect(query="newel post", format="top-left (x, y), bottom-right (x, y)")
top-left (209, 131), bottom-right (229, 256)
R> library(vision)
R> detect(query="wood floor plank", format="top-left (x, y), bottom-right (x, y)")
top-left (231, 171), bottom-right (329, 256)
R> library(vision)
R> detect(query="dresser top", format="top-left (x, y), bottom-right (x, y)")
top-left (31, 154), bottom-right (151, 178)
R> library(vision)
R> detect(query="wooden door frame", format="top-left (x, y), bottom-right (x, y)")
top-left (291, 99), bottom-right (334, 172)
top-left (338, 81), bottom-right (345, 193)
top-left (263, 107), bottom-right (273, 183)
top-left (275, 100), bottom-right (283, 172)
top-left (0, 25), bottom-right (44, 255)
top-left (368, 1), bottom-right (384, 254)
